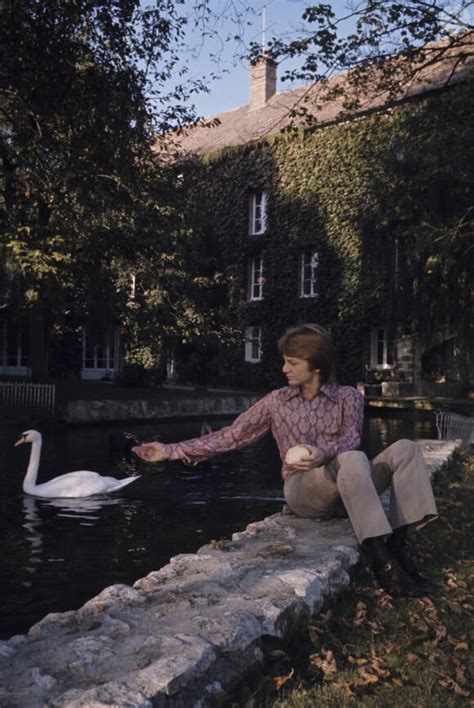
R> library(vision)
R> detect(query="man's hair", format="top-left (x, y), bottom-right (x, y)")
top-left (277, 323), bottom-right (336, 384)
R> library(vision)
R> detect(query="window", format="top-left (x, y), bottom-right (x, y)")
top-left (245, 326), bottom-right (262, 363)
top-left (248, 254), bottom-right (265, 300)
top-left (299, 248), bottom-right (319, 298)
top-left (249, 191), bottom-right (267, 235)
top-left (370, 327), bottom-right (389, 368)
top-left (82, 325), bottom-right (119, 380)
top-left (166, 346), bottom-right (177, 382)
top-left (0, 320), bottom-right (30, 374)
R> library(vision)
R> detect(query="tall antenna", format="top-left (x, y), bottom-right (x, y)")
top-left (262, 5), bottom-right (266, 51)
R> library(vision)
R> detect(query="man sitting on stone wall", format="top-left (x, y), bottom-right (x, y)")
top-left (133, 323), bottom-right (438, 597)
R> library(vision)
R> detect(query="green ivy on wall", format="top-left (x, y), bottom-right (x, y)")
top-left (178, 79), bottom-right (474, 389)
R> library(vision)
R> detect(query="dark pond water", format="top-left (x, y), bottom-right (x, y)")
top-left (0, 410), bottom-right (437, 639)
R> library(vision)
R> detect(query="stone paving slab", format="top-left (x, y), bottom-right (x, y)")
top-left (0, 440), bottom-right (460, 707)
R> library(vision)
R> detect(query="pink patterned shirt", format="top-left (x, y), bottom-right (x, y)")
top-left (164, 383), bottom-right (364, 480)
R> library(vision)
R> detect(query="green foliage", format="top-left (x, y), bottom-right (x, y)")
top-left (0, 0), bottom-right (247, 376)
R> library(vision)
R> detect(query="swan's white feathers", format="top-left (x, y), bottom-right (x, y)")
top-left (17, 430), bottom-right (140, 498)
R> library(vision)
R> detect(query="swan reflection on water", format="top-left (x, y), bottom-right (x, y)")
top-left (23, 493), bottom-right (125, 524)
top-left (21, 494), bottom-right (139, 587)
top-left (22, 497), bottom-right (43, 580)
top-left (21, 495), bottom-right (129, 576)
top-left (41, 495), bottom-right (126, 521)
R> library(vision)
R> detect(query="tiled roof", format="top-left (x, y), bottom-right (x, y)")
top-left (172, 33), bottom-right (474, 157)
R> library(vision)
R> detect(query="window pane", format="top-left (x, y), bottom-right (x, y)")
top-left (20, 328), bottom-right (29, 366)
top-left (245, 326), bottom-right (262, 361)
top-left (377, 342), bottom-right (384, 364)
top-left (95, 344), bottom-right (105, 368)
top-left (108, 332), bottom-right (115, 367)
top-left (0, 321), bottom-right (5, 366)
top-left (249, 191), bottom-right (267, 234)
top-left (83, 326), bottom-right (118, 370)
top-left (250, 255), bottom-right (264, 299)
top-left (377, 329), bottom-right (385, 364)
top-left (6, 322), bottom-right (19, 365)
top-left (300, 249), bottom-right (318, 297)
top-left (251, 339), bottom-right (259, 359)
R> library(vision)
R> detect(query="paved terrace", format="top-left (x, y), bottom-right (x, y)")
top-left (0, 440), bottom-right (460, 707)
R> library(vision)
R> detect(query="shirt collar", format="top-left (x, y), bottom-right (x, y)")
top-left (285, 381), bottom-right (339, 403)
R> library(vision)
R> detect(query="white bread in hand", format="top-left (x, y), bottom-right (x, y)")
top-left (285, 445), bottom-right (312, 465)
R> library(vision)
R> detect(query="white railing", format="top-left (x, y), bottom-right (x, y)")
top-left (0, 382), bottom-right (56, 417)
top-left (435, 411), bottom-right (474, 447)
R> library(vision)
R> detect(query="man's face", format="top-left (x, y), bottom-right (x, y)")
top-left (282, 355), bottom-right (320, 387)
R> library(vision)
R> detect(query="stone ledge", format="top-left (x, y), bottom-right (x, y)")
top-left (0, 440), bottom-right (459, 707)
top-left (61, 395), bottom-right (260, 424)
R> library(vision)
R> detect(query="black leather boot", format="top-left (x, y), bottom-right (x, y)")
top-left (362, 536), bottom-right (427, 597)
top-left (387, 526), bottom-right (430, 583)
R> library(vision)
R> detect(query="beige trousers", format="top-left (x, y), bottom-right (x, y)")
top-left (283, 439), bottom-right (438, 544)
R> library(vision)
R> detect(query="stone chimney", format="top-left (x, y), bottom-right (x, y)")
top-left (249, 53), bottom-right (277, 111)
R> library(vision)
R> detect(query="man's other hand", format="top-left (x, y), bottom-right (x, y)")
top-left (288, 445), bottom-right (325, 470)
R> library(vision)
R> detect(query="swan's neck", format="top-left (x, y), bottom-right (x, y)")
top-left (23, 439), bottom-right (41, 492)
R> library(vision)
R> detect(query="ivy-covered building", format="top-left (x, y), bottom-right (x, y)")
top-left (171, 51), bottom-right (474, 396)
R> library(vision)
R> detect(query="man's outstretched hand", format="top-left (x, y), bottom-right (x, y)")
top-left (132, 442), bottom-right (168, 463)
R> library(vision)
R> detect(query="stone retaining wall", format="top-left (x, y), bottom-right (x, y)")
top-left (61, 395), bottom-right (259, 424)
top-left (0, 440), bottom-right (459, 707)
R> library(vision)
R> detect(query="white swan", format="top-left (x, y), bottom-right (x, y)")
top-left (15, 430), bottom-right (141, 498)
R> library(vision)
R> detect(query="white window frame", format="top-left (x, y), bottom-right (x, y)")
top-left (166, 346), bottom-right (177, 382)
top-left (299, 248), bottom-right (319, 298)
top-left (248, 191), bottom-right (267, 235)
top-left (248, 253), bottom-right (265, 301)
top-left (0, 320), bottom-right (31, 376)
top-left (244, 326), bottom-right (262, 363)
top-left (370, 327), bottom-right (389, 369)
top-left (81, 325), bottom-right (120, 380)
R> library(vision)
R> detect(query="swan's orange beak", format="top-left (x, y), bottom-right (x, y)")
top-left (14, 435), bottom-right (25, 447)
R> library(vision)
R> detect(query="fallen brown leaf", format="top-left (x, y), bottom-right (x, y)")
top-left (309, 649), bottom-right (337, 677)
top-left (383, 641), bottom-right (395, 655)
top-left (433, 622), bottom-right (448, 640)
top-left (274, 667), bottom-right (294, 690)
top-left (447, 634), bottom-right (460, 647)
top-left (376, 592), bottom-right (393, 609)
top-left (409, 613), bottom-right (430, 634)
top-left (438, 677), bottom-right (471, 698)
top-left (353, 601), bottom-right (367, 626)
top-left (406, 652), bottom-right (420, 663)
top-left (347, 655), bottom-right (367, 666)
top-left (340, 682), bottom-right (357, 698)
top-left (357, 666), bottom-right (379, 685)
top-left (370, 659), bottom-right (391, 679)
top-left (418, 597), bottom-right (437, 611)
top-left (367, 620), bottom-right (381, 633)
